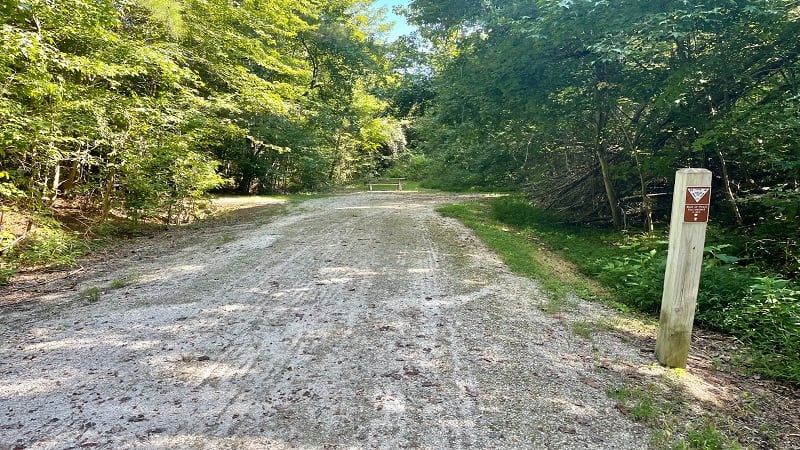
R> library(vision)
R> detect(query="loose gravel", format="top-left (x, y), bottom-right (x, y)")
top-left (1, 193), bottom-right (651, 449)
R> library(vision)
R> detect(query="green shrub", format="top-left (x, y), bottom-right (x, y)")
top-left (0, 215), bottom-right (93, 285)
top-left (491, 197), bottom-right (565, 229)
top-left (0, 265), bottom-right (16, 285)
top-left (592, 237), bottom-right (668, 313)
top-left (14, 225), bottom-right (88, 269)
top-left (480, 197), bottom-right (800, 384)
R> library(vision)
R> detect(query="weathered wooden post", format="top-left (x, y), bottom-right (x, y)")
top-left (655, 168), bottom-right (712, 368)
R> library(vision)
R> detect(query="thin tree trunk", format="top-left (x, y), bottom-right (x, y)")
top-left (101, 166), bottom-right (116, 221)
top-left (634, 150), bottom-right (654, 232)
top-left (717, 148), bottom-right (743, 226)
top-left (597, 148), bottom-right (622, 229)
top-left (62, 160), bottom-right (80, 196)
top-left (615, 105), bottom-right (654, 232)
top-left (328, 135), bottom-right (342, 182)
top-left (49, 164), bottom-right (61, 203)
top-left (594, 65), bottom-right (622, 229)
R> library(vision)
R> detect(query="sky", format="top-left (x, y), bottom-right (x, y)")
top-left (371, 0), bottom-right (415, 41)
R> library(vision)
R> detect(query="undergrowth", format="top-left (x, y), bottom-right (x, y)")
top-left (440, 196), bottom-right (800, 385)
top-left (440, 196), bottom-right (797, 448)
top-left (1, 213), bottom-right (98, 284)
top-left (1, 195), bottom-right (311, 286)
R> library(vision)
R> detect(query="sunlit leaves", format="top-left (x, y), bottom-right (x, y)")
top-left (412, 0), bottom-right (800, 237)
top-left (1, 0), bottom-right (401, 218)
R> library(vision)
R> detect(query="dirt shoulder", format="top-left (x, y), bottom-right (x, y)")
top-left (0, 193), bottom-right (791, 449)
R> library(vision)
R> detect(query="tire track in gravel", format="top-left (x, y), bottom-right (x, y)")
top-left (1, 193), bottom-right (651, 449)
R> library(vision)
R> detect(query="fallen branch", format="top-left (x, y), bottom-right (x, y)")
top-left (5, 266), bottom-right (85, 293)
top-left (0, 233), bottom-right (28, 254)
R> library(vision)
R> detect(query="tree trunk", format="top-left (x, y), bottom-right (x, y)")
top-left (49, 163), bottom-right (61, 204)
top-left (238, 174), bottom-right (253, 194)
top-left (328, 135), bottom-right (343, 182)
top-left (596, 148), bottom-right (622, 229)
top-left (101, 166), bottom-right (116, 221)
top-left (62, 160), bottom-right (80, 196)
top-left (615, 105), bottom-right (654, 232)
top-left (717, 148), bottom-right (743, 226)
top-left (635, 151), bottom-right (654, 232)
top-left (594, 64), bottom-right (622, 229)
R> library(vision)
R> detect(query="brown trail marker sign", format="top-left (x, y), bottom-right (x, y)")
top-left (655, 168), bottom-right (712, 368)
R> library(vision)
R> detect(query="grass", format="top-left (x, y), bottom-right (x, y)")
top-left (571, 319), bottom-right (595, 339)
top-left (680, 420), bottom-right (744, 450)
top-left (215, 233), bottom-right (238, 245)
top-left (437, 202), bottom-right (587, 302)
top-left (80, 286), bottom-right (101, 303)
top-left (607, 384), bottom-right (662, 423)
top-left (1, 194), bottom-right (308, 286)
top-left (436, 195), bottom-right (795, 449)
top-left (607, 381), bottom-right (745, 449)
top-left (449, 196), bottom-right (800, 385)
top-left (109, 275), bottom-right (136, 289)
top-left (1, 214), bottom-right (97, 283)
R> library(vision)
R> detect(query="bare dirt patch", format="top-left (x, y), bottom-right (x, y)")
top-left (0, 193), bottom-right (792, 449)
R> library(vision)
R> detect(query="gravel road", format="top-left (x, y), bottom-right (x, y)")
top-left (1, 193), bottom-right (650, 449)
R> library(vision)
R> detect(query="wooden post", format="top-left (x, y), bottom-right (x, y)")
top-left (655, 168), bottom-right (712, 368)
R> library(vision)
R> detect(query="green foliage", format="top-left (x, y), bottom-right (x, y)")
top-left (571, 319), bottom-right (594, 339)
top-left (446, 196), bottom-right (800, 384)
top-left (12, 223), bottom-right (89, 270)
top-left (410, 0), bottom-right (800, 243)
top-left (382, 152), bottom-right (430, 181)
top-left (609, 383), bottom-right (744, 449)
top-left (0, 0), bottom-right (410, 280)
top-left (80, 286), bottom-right (101, 303)
top-left (109, 278), bottom-right (127, 290)
top-left (592, 237), bottom-right (668, 313)
top-left (607, 384), bottom-right (662, 424)
top-left (1, 0), bottom-right (404, 223)
top-left (0, 265), bottom-right (16, 285)
top-left (719, 278), bottom-right (800, 380)
top-left (678, 420), bottom-right (744, 450)
top-left (1, 213), bottom-right (90, 282)
top-left (491, 197), bottom-right (566, 229)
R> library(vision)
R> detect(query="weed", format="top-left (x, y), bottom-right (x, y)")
top-left (109, 278), bottom-right (128, 289)
top-left (681, 419), bottom-right (743, 450)
top-left (571, 319), bottom-right (595, 339)
top-left (607, 384), bottom-right (663, 423)
top-left (537, 296), bottom-right (577, 315)
top-left (1, 214), bottom-right (93, 285)
top-left (443, 196), bottom-right (800, 384)
top-left (0, 265), bottom-right (16, 285)
top-left (629, 394), bottom-right (659, 422)
top-left (608, 383), bottom-right (746, 449)
top-left (16, 225), bottom-right (89, 269)
top-left (81, 287), bottom-right (100, 303)
top-left (215, 233), bottom-right (237, 245)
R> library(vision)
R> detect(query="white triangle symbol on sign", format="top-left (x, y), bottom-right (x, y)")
top-left (688, 187), bottom-right (709, 203)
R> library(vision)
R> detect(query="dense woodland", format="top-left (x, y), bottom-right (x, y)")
top-left (406, 0), bottom-right (799, 264)
top-left (2, 0), bottom-right (798, 241)
top-left (1, 2), bottom-right (798, 311)
top-left (400, 0), bottom-right (800, 382)
top-left (1, 0), bottom-right (406, 226)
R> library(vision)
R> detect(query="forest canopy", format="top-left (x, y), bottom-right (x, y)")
top-left (2, 0), bottom-right (798, 385)
top-left (1, 0), bottom-right (798, 278)
top-left (1, 0), bottom-right (405, 224)
top-left (406, 0), bottom-right (799, 244)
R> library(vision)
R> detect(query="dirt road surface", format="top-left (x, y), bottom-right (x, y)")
top-left (1, 193), bottom-right (651, 449)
